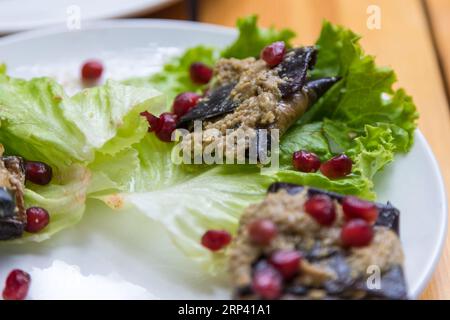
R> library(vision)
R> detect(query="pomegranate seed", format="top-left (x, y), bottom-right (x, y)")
top-left (269, 250), bottom-right (302, 280)
top-left (81, 60), bottom-right (103, 81)
top-left (189, 62), bottom-right (213, 84)
top-left (172, 92), bottom-right (201, 117)
top-left (155, 112), bottom-right (178, 142)
top-left (292, 150), bottom-right (321, 173)
top-left (342, 196), bottom-right (379, 224)
top-left (304, 194), bottom-right (336, 226)
top-left (25, 161), bottom-right (53, 185)
top-left (252, 263), bottom-right (282, 299)
top-left (201, 230), bottom-right (232, 251)
top-left (2, 269), bottom-right (31, 300)
top-left (320, 154), bottom-right (352, 179)
top-left (261, 41), bottom-right (286, 67)
top-left (341, 219), bottom-right (374, 247)
top-left (248, 219), bottom-right (277, 246)
top-left (140, 111), bottom-right (161, 132)
top-left (25, 207), bottom-right (50, 233)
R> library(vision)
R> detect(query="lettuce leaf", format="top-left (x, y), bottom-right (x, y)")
top-left (124, 46), bottom-right (219, 104)
top-left (276, 21), bottom-right (418, 199)
top-left (17, 165), bottom-right (90, 242)
top-left (0, 75), bottom-right (164, 241)
top-left (302, 21), bottom-right (418, 151)
top-left (90, 135), bottom-right (273, 271)
top-left (276, 125), bottom-right (395, 199)
top-left (221, 15), bottom-right (296, 59)
top-left (0, 76), bottom-right (163, 168)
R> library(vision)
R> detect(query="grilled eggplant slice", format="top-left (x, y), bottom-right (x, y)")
top-left (0, 155), bottom-right (26, 240)
top-left (177, 47), bottom-right (339, 159)
top-left (229, 182), bottom-right (408, 300)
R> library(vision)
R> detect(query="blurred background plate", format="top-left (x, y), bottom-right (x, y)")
top-left (0, 0), bottom-right (179, 34)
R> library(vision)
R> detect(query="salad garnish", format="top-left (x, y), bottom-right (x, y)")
top-left (0, 16), bottom-right (418, 282)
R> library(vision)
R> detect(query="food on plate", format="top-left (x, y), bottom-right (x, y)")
top-left (0, 15), bottom-right (419, 300)
top-left (81, 59), bottom-right (104, 82)
top-left (2, 269), bottom-right (31, 301)
top-left (0, 144), bottom-right (53, 239)
top-left (0, 149), bottom-right (26, 240)
top-left (229, 182), bottom-right (407, 300)
top-left (176, 45), bottom-right (339, 159)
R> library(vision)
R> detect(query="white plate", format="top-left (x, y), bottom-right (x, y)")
top-left (0, 0), bottom-right (178, 34)
top-left (0, 20), bottom-right (447, 299)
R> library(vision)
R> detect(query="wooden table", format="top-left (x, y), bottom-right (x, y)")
top-left (149, 0), bottom-right (450, 300)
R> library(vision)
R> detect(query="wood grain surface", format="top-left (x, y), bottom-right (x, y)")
top-left (151, 0), bottom-right (450, 299)
top-left (426, 0), bottom-right (450, 99)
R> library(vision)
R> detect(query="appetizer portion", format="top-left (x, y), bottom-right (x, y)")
top-left (229, 182), bottom-right (407, 300)
top-left (176, 45), bottom-right (339, 158)
top-left (0, 147), bottom-right (26, 240)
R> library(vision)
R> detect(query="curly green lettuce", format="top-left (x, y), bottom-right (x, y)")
top-left (276, 21), bottom-right (418, 199)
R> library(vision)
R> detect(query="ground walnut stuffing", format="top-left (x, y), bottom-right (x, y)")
top-left (228, 189), bottom-right (404, 291)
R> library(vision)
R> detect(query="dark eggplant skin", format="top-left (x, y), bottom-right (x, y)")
top-left (0, 187), bottom-right (16, 219)
top-left (276, 46), bottom-right (317, 97)
top-left (0, 218), bottom-right (25, 240)
top-left (0, 156), bottom-right (26, 240)
top-left (267, 182), bottom-right (400, 234)
top-left (177, 82), bottom-right (237, 130)
top-left (177, 46), bottom-right (337, 133)
top-left (234, 182), bottom-right (408, 300)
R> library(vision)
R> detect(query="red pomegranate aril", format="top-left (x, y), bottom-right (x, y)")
top-left (25, 207), bottom-right (50, 233)
top-left (172, 92), bottom-right (201, 117)
top-left (190, 62), bottom-right (213, 84)
top-left (269, 250), bottom-right (302, 280)
top-left (320, 154), bottom-right (352, 179)
top-left (304, 194), bottom-right (336, 226)
top-left (155, 112), bottom-right (178, 142)
top-left (248, 219), bottom-right (277, 246)
top-left (341, 219), bottom-right (374, 247)
top-left (140, 111), bottom-right (161, 132)
top-left (261, 41), bottom-right (286, 67)
top-left (25, 161), bottom-right (53, 185)
top-left (81, 60), bottom-right (103, 81)
top-left (201, 230), bottom-right (232, 251)
top-left (342, 196), bottom-right (379, 224)
top-left (292, 150), bottom-right (321, 173)
top-left (2, 269), bottom-right (31, 300)
top-left (252, 264), bottom-right (282, 299)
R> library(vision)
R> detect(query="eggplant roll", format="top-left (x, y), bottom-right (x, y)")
top-left (0, 148), bottom-right (26, 240)
top-left (177, 47), bottom-right (339, 158)
top-left (229, 183), bottom-right (408, 300)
